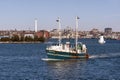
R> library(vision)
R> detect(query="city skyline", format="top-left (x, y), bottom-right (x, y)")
top-left (0, 0), bottom-right (120, 32)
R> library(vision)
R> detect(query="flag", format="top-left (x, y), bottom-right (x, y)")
top-left (77, 16), bottom-right (80, 19)
top-left (56, 20), bottom-right (59, 22)
top-left (56, 17), bottom-right (60, 22)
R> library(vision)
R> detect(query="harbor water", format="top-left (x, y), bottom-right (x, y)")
top-left (0, 39), bottom-right (120, 80)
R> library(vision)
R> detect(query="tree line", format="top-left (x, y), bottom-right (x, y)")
top-left (0, 35), bottom-right (46, 42)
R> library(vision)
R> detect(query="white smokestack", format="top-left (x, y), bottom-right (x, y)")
top-left (35, 18), bottom-right (38, 32)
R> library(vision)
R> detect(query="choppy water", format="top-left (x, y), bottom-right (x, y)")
top-left (0, 39), bottom-right (120, 80)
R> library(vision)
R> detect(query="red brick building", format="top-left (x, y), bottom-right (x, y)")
top-left (35, 30), bottom-right (50, 39)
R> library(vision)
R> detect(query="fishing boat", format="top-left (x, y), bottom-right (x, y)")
top-left (46, 17), bottom-right (89, 60)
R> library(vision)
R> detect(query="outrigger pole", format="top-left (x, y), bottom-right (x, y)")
top-left (75, 16), bottom-right (79, 52)
top-left (56, 17), bottom-right (61, 46)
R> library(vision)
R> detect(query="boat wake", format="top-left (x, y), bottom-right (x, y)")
top-left (41, 58), bottom-right (64, 61)
top-left (89, 53), bottom-right (120, 59)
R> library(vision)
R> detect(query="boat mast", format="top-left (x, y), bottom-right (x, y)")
top-left (56, 17), bottom-right (61, 46)
top-left (75, 16), bottom-right (79, 51)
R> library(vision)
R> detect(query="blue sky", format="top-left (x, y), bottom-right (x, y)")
top-left (0, 0), bottom-right (120, 31)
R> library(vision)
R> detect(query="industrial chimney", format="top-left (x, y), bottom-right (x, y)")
top-left (35, 18), bottom-right (38, 32)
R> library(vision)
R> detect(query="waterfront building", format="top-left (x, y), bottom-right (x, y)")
top-left (104, 28), bottom-right (112, 34)
top-left (35, 30), bottom-right (50, 39)
top-left (90, 28), bottom-right (100, 38)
